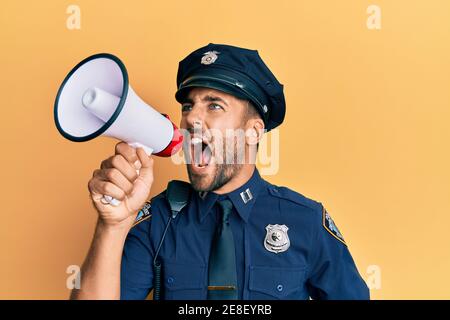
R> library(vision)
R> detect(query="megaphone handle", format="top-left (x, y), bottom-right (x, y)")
top-left (101, 143), bottom-right (153, 207)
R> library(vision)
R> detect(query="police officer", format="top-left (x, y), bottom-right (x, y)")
top-left (71, 44), bottom-right (370, 300)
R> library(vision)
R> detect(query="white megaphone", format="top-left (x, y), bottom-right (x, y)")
top-left (54, 53), bottom-right (183, 206)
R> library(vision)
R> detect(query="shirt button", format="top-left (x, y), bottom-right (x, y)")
top-left (167, 277), bottom-right (174, 284)
top-left (277, 284), bottom-right (283, 292)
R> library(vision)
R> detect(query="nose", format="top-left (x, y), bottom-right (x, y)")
top-left (184, 105), bottom-right (205, 132)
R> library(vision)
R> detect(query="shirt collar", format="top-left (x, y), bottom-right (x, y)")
top-left (196, 168), bottom-right (265, 224)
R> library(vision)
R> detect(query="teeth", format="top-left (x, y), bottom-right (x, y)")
top-left (190, 136), bottom-right (213, 168)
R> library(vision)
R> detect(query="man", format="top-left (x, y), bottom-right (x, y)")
top-left (71, 43), bottom-right (369, 300)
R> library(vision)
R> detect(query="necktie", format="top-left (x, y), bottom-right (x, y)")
top-left (207, 199), bottom-right (238, 300)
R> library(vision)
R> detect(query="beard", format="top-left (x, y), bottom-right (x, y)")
top-left (187, 162), bottom-right (243, 192)
top-left (186, 137), bottom-right (244, 192)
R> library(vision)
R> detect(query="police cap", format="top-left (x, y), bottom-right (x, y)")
top-left (175, 43), bottom-right (286, 131)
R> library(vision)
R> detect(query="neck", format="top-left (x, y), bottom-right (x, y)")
top-left (213, 164), bottom-right (255, 195)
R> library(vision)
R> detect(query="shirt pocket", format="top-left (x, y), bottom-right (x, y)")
top-left (249, 265), bottom-right (308, 300)
top-left (163, 261), bottom-right (207, 300)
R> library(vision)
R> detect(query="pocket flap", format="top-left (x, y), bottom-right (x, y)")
top-left (249, 265), bottom-right (306, 298)
top-left (164, 262), bottom-right (206, 291)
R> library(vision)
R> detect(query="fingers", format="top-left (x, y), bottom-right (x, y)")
top-left (136, 148), bottom-right (154, 187)
top-left (115, 142), bottom-right (139, 166)
top-left (93, 168), bottom-right (134, 195)
top-left (88, 143), bottom-right (153, 204)
top-left (100, 154), bottom-right (138, 182)
top-left (137, 147), bottom-right (152, 168)
top-left (88, 178), bottom-right (126, 201)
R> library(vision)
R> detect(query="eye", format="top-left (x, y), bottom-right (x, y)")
top-left (209, 103), bottom-right (224, 111)
top-left (181, 104), bottom-right (192, 112)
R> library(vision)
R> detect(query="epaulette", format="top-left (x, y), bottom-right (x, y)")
top-left (267, 184), bottom-right (323, 213)
top-left (267, 184), bottom-right (346, 245)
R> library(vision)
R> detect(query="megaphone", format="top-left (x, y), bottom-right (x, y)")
top-left (54, 53), bottom-right (183, 206)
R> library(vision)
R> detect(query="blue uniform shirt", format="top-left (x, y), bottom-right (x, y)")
top-left (120, 169), bottom-right (369, 300)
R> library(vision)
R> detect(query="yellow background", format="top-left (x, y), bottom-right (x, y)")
top-left (1, 0), bottom-right (449, 299)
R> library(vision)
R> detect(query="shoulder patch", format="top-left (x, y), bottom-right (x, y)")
top-left (322, 207), bottom-right (346, 245)
top-left (133, 201), bottom-right (152, 227)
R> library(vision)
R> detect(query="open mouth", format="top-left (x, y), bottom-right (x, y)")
top-left (191, 137), bottom-right (213, 168)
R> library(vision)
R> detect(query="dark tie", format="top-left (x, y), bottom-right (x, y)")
top-left (207, 199), bottom-right (238, 300)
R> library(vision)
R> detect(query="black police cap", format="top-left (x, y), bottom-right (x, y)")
top-left (175, 43), bottom-right (286, 131)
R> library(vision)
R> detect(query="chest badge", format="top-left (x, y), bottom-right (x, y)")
top-left (264, 224), bottom-right (290, 254)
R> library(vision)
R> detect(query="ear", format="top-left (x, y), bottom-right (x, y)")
top-left (245, 118), bottom-right (265, 146)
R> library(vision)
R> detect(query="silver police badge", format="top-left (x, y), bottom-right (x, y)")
top-left (264, 224), bottom-right (290, 254)
top-left (201, 51), bottom-right (220, 65)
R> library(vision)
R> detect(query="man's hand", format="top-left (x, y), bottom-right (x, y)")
top-left (71, 142), bottom-right (153, 300)
top-left (88, 142), bottom-right (154, 227)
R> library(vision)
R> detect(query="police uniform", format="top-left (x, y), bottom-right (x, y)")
top-left (120, 44), bottom-right (370, 300)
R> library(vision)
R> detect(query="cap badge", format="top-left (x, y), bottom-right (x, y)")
top-left (201, 51), bottom-right (220, 65)
top-left (264, 224), bottom-right (290, 254)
